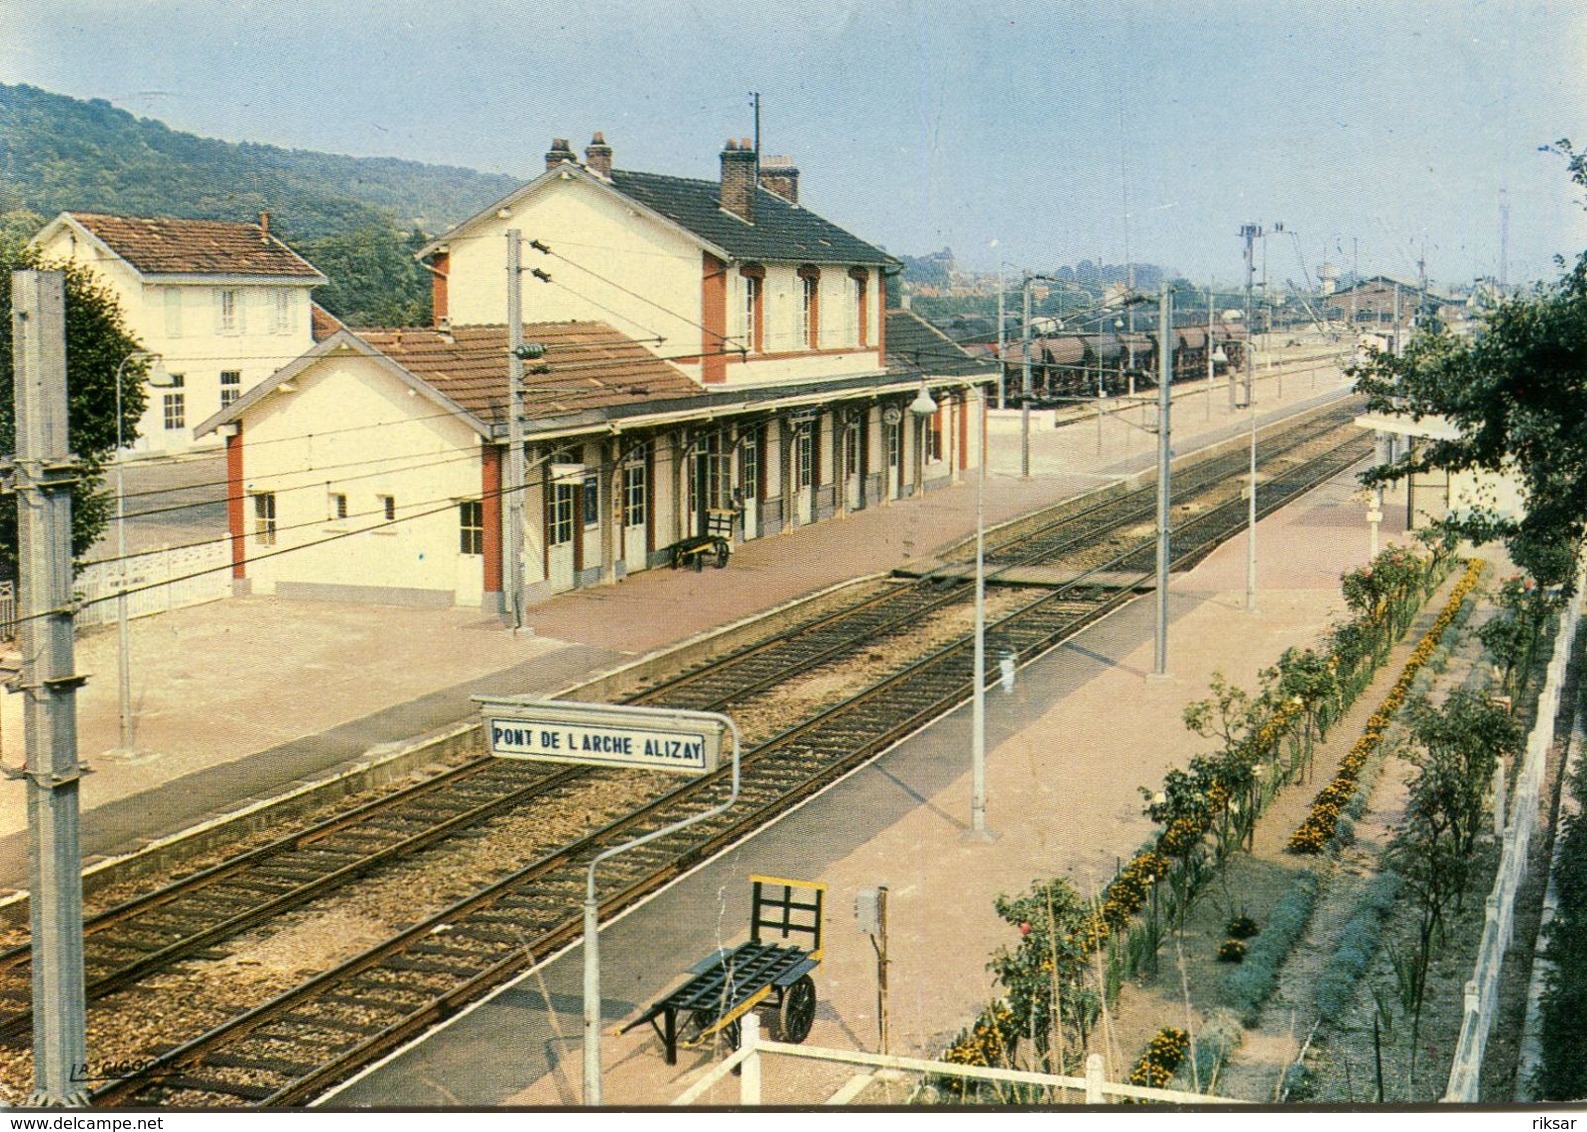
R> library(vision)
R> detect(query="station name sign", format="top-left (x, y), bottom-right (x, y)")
top-left (472, 697), bottom-right (725, 775)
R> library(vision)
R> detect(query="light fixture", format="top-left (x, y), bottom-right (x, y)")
top-left (909, 380), bottom-right (937, 417)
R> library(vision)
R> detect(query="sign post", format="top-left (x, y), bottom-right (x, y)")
top-left (472, 697), bottom-right (740, 1107)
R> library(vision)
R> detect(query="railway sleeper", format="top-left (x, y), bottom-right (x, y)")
top-left (154, 1074), bottom-right (275, 1102)
top-left (277, 1009), bottom-right (390, 1037)
top-left (203, 1051), bottom-right (324, 1077)
top-left (408, 938), bottom-right (501, 960)
top-left (448, 922), bottom-right (530, 945)
top-left (324, 988), bottom-right (427, 1012)
top-left (383, 954), bottom-right (474, 977)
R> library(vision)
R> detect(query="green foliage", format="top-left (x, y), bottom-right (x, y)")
top-left (297, 225), bottom-right (431, 326)
top-left (0, 82), bottom-right (517, 242)
top-left (1535, 753), bottom-right (1587, 1099)
top-left (988, 877), bottom-right (1096, 1068)
top-left (1221, 870), bottom-right (1319, 1025)
top-left (1314, 872), bottom-right (1403, 1023)
top-left (0, 244), bottom-right (146, 571)
top-left (1353, 139), bottom-right (1587, 588)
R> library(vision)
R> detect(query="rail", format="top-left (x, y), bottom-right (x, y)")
top-left (1443, 565), bottom-right (1586, 1101)
top-left (673, 1012), bottom-right (1248, 1106)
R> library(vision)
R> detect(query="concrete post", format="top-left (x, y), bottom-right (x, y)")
top-left (740, 1012), bottom-right (762, 1105)
top-left (1085, 1053), bottom-right (1106, 1104)
top-left (1020, 275), bottom-right (1032, 480)
top-left (11, 271), bottom-right (89, 1105)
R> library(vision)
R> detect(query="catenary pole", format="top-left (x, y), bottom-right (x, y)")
top-left (505, 231), bottom-right (527, 632)
top-left (1020, 274), bottom-right (1032, 479)
top-left (10, 270), bottom-right (89, 1106)
top-left (1154, 286), bottom-right (1173, 677)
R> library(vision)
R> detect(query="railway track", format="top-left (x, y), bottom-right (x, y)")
top-left (69, 402), bottom-right (1371, 1107)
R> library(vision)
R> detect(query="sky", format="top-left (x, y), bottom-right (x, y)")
top-left (5, 0), bottom-right (1586, 289)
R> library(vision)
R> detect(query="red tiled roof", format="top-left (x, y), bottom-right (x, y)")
top-left (353, 322), bottom-right (706, 426)
top-left (67, 212), bottom-right (323, 278)
top-left (311, 302), bottom-right (346, 342)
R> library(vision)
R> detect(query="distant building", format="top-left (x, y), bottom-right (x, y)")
top-left (29, 211), bottom-right (325, 455)
top-left (1322, 275), bottom-right (1465, 333)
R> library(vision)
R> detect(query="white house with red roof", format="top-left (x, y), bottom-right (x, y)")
top-left (193, 136), bottom-right (994, 614)
top-left (29, 211), bottom-right (325, 454)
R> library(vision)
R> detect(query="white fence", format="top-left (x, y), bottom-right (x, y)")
top-left (1443, 569), bottom-right (1586, 1101)
top-left (673, 1013), bottom-right (1247, 1107)
top-left (72, 539), bottom-right (232, 631)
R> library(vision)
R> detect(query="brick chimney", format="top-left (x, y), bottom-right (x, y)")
top-left (584, 131), bottom-right (613, 179)
top-left (545, 137), bottom-right (577, 171)
top-left (758, 156), bottom-right (800, 205)
top-left (258, 210), bottom-right (271, 242)
top-left (719, 137), bottom-right (757, 223)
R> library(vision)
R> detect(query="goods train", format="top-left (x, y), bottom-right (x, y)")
top-left (987, 323), bottom-right (1250, 407)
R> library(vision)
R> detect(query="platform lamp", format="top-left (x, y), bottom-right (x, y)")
top-left (112, 350), bottom-right (176, 756)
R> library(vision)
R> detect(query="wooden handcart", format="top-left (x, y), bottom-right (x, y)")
top-left (667, 508), bottom-right (736, 571)
top-left (622, 875), bottom-right (825, 1063)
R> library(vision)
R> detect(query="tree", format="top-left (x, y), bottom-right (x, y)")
top-left (0, 245), bottom-right (148, 572)
top-left (297, 224), bottom-right (431, 327)
top-left (1352, 141), bottom-right (1587, 588)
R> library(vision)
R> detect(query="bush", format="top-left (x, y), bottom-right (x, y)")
top-left (1535, 755), bottom-right (1587, 1100)
top-left (1222, 870), bottom-right (1320, 1025)
top-left (1315, 872), bottom-right (1403, 1023)
top-left (1226, 915), bottom-right (1259, 939)
top-left (1217, 939), bottom-right (1247, 963)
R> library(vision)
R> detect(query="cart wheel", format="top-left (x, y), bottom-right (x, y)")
top-left (690, 1010), bottom-right (740, 1052)
top-left (711, 540), bottom-right (730, 569)
top-left (777, 975), bottom-right (817, 1044)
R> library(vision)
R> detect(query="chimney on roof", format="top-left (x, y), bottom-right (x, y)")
top-left (545, 137), bottom-right (577, 171)
top-left (584, 132), bottom-right (613, 179)
top-left (758, 155), bottom-right (800, 205)
top-left (258, 210), bottom-right (271, 242)
top-left (720, 138), bottom-right (757, 223)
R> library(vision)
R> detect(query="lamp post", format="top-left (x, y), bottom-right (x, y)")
top-left (112, 350), bottom-right (175, 755)
top-left (911, 381), bottom-right (993, 840)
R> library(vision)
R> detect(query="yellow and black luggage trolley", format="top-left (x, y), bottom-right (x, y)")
top-left (623, 875), bottom-right (824, 1063)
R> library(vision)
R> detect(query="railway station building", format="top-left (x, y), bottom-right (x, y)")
top-left (198, 134), bottom-right (994, 610)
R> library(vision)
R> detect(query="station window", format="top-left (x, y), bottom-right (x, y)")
top-left (549, 484), bottom-right (574, 546)
top-left (928, 409), bottom-right (944, 464)
top-left (582, 474), bottom-right (600, 528)
top-left (378, 495), bottom-right (396, 521)
top-left (739, 430), bottom-right (759, 501)
top-left (886, 419), bottom-right (902, 469)
top-left (328, 492), bottom-right (348, 520)
top-left (217, 289), bottom-right (240, 334)
top-left (795, 427), bottom-right (814, 489)
top-left (798, 269), bottom-right (820, 349)
top-left (162, 374), bottom-right (185, 431)
top-left (845, 419), bottom-right (861, 477)
top-left (253, 492), bottom-right (276, 545)
top-left (743, 274), bottom-right (762, 352)
top-left (164, 288), bottom-right (183, 338)
top-left (459, 500), bottom-right (484, 555)
top-left (220, 370), bottom-right (242, 408)
top-left (623, 462), bottom-right (647, 528)
top-left (270, 290), bottom-right (293, 334)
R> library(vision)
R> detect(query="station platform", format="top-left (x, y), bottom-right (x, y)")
top-left (327, 396), bottom-right (1414, 1107)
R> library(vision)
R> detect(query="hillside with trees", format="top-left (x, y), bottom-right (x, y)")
top-left (0, 83), bottom-right (520, 325)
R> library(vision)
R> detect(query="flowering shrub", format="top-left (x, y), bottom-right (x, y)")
top-left (1226, 915), bottom-right (1259, 939)
top-left (1217, 939), bottom-right (1248, 963)
top-left (1288, 559), bottom-right (1483, 854)
top-left (1128, 1027), bottom-right (1191, 1088)
top-left (935, 1002), bottom-right (1019, 1097)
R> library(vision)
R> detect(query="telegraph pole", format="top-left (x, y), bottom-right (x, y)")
top-left (1152, 285), bottom-right (1173, 678)
top-left (1241, 224), bottom-right (1262, 614)
top-left (9, 271), bottom-right (89, 1106)
top-left (505, 231), bottom-right (527, 632)
top-left (996, 267), bottom-right (1007, 410)
top-left (1020, 273), bottom-right (1032, 479)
